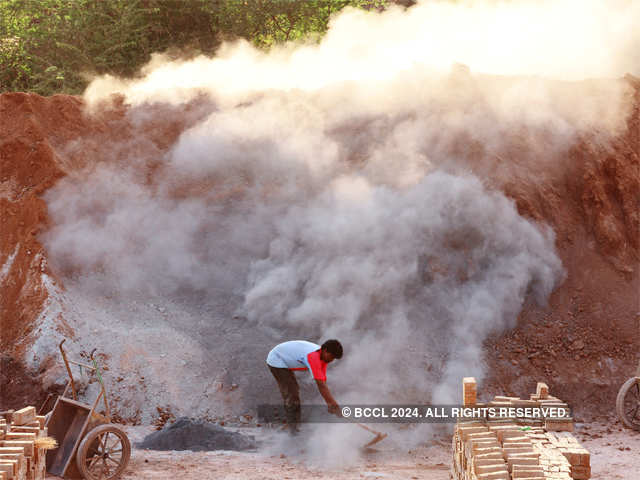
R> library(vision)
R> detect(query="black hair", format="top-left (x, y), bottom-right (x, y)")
top-left (321, 339), bottom-right (343, 359)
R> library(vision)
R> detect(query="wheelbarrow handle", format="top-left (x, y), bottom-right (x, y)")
top-left (59, 339), bottom-right (78, 400)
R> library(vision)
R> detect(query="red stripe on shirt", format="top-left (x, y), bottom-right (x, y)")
top-left (306, 350), bottom-right (327, 381)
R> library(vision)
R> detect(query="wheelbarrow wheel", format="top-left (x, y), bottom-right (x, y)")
top-left (76, 424), bottom-right (131, 479)
top-left (616, 377), bottom-right (640, 431)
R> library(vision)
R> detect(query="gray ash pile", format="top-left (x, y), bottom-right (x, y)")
top-left (137, 417), bottom-right (256, 452)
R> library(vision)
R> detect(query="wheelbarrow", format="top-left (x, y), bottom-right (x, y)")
top-left (44, 340), bottom-right (131, 479)
top-left (616, 359), bottom-right (640, 431)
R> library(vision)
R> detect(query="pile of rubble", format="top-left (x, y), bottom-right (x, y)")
top-left (0, 407), bottom-right (49, 480)
top-left (452, 379), bottom-right (591, 480)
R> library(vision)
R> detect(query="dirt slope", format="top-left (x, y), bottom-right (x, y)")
top-left (483, 77), bottom-right (639, 417)
top-left (1, 77), bottom-right (638, 419)
top-left (0, 92), bottom-right (207, 409)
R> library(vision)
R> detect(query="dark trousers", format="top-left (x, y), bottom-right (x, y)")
top-left (268, 365), bottom-right (301, 427)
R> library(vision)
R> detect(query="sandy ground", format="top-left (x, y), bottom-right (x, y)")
top-left (45, 420), bottom-right (640, 480)
top-left (119, 424), bottom-right (452, 480)
top-left (574, 420), bottom-right (640, 480)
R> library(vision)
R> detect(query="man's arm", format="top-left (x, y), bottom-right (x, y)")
top-left (315, 379), bottom-right (340, 415)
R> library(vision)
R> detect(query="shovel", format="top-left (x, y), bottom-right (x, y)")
top-left (357, 423), bottom-right (387, 448)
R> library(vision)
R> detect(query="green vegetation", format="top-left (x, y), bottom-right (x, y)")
top-left (0, 0), bottom-right (391, 96)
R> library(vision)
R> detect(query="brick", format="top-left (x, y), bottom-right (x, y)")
top-left (475, 458), bottom-right (507, 467)
top-left (510, 400), bottom-right (539, 407)
top-left (475, 463), bottom-right (509, 475)
top-left (476, 471), bottom-right (510, 480)
top-left (503, 435), bottom-right (533, 442)
top-left (561, 448), bottom-right (590, 467)
top-left (487, 420), bottom-right (519, 426)
top-left (474, 452), bottom-right (506, 461)
top-left (458, 426), bottom-right (489, 438)
top-left (503, 447), bottom-right (536, 454)
top-left (465, 432), bottom-right (497, 441)
top-left (497, 430), bottom-right (524, 443)
top-left (536, 382), bottom-right (549, 399)
top-left (34, 417), bottom-right (46, 430)
top-left (0, 448), bottom-right (24, 456)
top-left (463, 377), bottom-right (477, 406)
top-left (570, 465), bottom-right (591, 475)
top-left (472, 448), bottom-right (505, 459)
top-left (0, 455), bottom-right (24, 476)
top-left (488, 425), bottom-right (520, 433)
top-left (545, 420), bottom-right (574, 432)
top-left (468, 440), bottom-right (501, 451)
top-left (506, 457), bottom-right (541, 467)
top-left (4, 433), bottom-right (36, 442)
top-left (512, 467), bottom-right (544, 476)
top-left (503, 443), bottom-right (533, 450)
top-left (11, 408), bottom-right (36, 427)
top-left (507, 457), bottom-right (539, 471)
top-left (493, 396), bottom-right (521, 402)
top-left (1, 441), bottom-right (34, 457)
top-left (7, 427), bottom-right (39, 435)
top-left (504, 451), bottom-right (539, 459)
top-left (0, 460), bottom-right (17, 478)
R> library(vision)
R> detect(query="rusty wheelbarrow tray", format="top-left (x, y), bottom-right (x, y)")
top-left (45, 340), bottom-right (131, 479)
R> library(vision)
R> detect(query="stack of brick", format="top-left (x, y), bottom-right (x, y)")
top-left (0, 407), bottom-right (48, 480)
top-left (530, 384), bottom-right (574, 433)
top-left (532, 432), bottom-right (591, 480)
top-left (451, 379), bottom-right (591, 480)
top-left (452, 421), bottom-right (510, 480)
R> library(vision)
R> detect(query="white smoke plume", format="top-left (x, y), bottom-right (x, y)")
top-left (84, 0), bottom-right (639, 107)
top-left (39, 0), bottom-right (634, 458)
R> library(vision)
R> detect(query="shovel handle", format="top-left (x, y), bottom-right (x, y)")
top-left (356, 423), bottom-right (383, 435)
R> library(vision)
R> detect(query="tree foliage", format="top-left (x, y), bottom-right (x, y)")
top-left (0, 0), bottom-right (389, 95)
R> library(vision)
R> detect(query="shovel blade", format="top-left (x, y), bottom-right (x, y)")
top-left (363, 432), bottom-right (387, 448)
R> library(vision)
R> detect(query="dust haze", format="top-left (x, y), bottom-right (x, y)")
top-left (40, 0), bottom-right (636, 462)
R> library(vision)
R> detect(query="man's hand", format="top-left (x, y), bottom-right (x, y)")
top-left (316, 380), bottom-right (341, 416)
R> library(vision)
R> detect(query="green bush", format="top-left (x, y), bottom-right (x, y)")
top-left (0, 0), bottom-right (389, 96)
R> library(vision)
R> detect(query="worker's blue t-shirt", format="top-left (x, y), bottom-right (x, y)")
top-left (266, 340), bottom-right (327, 381)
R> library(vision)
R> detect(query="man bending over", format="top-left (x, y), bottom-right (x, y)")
top-left (266, 339), bottom-right (343, 432)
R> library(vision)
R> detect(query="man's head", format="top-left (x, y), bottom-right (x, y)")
top-left (320, 339), bottom-right (343, 363)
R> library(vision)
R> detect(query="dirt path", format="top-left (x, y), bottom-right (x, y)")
top-left (45, 421), bottom-right (640, 480)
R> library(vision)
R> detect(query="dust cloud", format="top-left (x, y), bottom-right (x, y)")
top-left (41, 0), bottom-right (635, 461)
